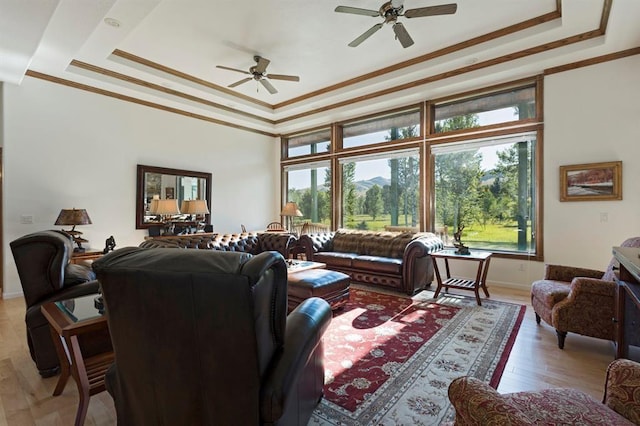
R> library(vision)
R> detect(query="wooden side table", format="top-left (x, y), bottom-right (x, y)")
top-left (431, 249), bottom-right (493, 305)
top-left (41, 295), bottom-right (114, 426)
top-left (70, 250), bottom-right (104, 265)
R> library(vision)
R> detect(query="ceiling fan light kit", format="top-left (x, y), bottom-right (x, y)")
top-left (336, 1), bottom-right (457, 48)
top-left (216, 55), bottom-right (300, 94)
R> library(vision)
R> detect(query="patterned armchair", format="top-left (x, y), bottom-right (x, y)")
top-left (448, 358), bottom-right (640, 424)
top-left (531, 237), bottom-right (640, 349)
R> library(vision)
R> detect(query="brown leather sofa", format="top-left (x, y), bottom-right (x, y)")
top-left (93, 247), bottom-right (332, 425)
top-left (10, 230), bottom-right (103, 377)
top-left (298, 229), bottom-right (444, 295)
top-left (139, 232), bottom-right (294, 258)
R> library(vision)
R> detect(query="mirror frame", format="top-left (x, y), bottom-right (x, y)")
top-left (136, 164), bottom-right (212, 229)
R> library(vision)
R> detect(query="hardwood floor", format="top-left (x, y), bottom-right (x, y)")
top-left (0, 285), bottom-right (614, 425)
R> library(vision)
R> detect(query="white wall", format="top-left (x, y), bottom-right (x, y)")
top-left (2, 77), bottom-right (279, 297)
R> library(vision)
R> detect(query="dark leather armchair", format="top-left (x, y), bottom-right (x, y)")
top-left (93, 247), bottom-right (332, 425)
top-left (10, 230), bottom-right (100, 377)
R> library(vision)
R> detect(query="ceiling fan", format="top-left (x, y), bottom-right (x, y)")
top-left (216, 56), bottom-right (300, 94)
top-left (335, 0), bottom-right (457, 48)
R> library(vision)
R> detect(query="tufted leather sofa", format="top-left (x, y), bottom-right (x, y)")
top-left (297, 229), bottom-right (443, 295)
top-left (139, 232), bottom-right (295, 258)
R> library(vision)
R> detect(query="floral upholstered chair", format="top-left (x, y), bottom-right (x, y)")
top-left (530, 237), bottom-right (640, 349)
top-left (448, 358), bottom-right (640, 425)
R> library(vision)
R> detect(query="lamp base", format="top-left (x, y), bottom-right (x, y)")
top-left (74, 247), bottom-right (86, 253)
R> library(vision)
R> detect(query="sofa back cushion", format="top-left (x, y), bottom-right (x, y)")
top-left (332, 229), bottom-right (437, 259)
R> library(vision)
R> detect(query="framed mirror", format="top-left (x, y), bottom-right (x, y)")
top-left (136, 164), bottom-right (212, 229)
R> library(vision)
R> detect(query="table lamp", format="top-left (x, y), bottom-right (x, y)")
top-left (181, 200), bottom-right (210, 233)
top-left (280, 202), bottom-right (303, 232)
top-left (150, 199), bottom-right (180, 235)
top-left (54, 208), bottom-right (92, 252)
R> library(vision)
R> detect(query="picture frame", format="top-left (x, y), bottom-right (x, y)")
top-left (165, 187), bottom-right (175, 199)
top-left (559, 161), bottom-right (622, 202)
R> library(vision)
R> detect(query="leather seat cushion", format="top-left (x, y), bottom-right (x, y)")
top-left (288, 269), bottom-right (350, 298)
top-left (313, 252), bottom-right (357, 268)
top-left (351, 255), bottom-right (402, 275)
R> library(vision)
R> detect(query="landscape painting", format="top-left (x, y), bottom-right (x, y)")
top-left (560, 161), bottom-right (622, 202)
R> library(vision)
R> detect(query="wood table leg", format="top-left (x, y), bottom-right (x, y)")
top-left (68, 335), bottom-right (91, 426)
top-left (432, 257), bottom-right (444, 298)
top-left (48, 326), bottom-right (70, 396)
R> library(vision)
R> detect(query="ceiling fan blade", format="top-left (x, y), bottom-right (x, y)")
top-left (260, 79), bottom-right (278, 94)
top-left (266, 73), bottom-right (300, 82)
top-left (393, 22), bottom-right (414, 48)
top-left (216, 65), bottom-right (250, 75)
top-left (404, 3), bottom-right (457, 18)
top-left (348, 23), bottom-right (383, 47)
top-left (228, 77), bottom-right (252, 88)
top-left (254, 56), bottom-right (270, 74)
top-left (335, 6), bottom-right (379, 17)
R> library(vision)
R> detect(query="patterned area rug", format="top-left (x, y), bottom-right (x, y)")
top-left (309, 287), bottom-right (525, 425)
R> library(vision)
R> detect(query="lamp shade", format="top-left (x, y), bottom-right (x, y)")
top-left (182, 199), bottom-right (210, 215)
top-left (151, 199), bottom-right (180, 215)
top-left (54, 209), bottom-right (92, 226)
top-left (280, 202), bottom-right (303, 217)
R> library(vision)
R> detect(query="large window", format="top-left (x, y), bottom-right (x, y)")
top-left (281, 78), bottom-right (542, 259)
top-left (342, 109), bottom-right (420, 149)
top-left (432, 133), bottom-right (536, 254)
top-left (340, 150), bottom-right (420, 231)
top-left (286, 129), bottom-right (331, 158)
top-left (285, 162), bottom-right (331, 227)
top-left (434, 85), bottom-right (535, 132)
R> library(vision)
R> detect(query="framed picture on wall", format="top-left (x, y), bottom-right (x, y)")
top-left (559, 161), bottom-right (622, 202)
top-left (165, 187), bottom-right (175, 199)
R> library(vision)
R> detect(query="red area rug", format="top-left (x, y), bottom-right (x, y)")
top-left (310, 288), bottom-right (525, 425)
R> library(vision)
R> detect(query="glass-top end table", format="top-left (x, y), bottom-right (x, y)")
top-left (55, 294), bottom-right (105, 323)
top-left (42, 294), bottom-right (113, 426)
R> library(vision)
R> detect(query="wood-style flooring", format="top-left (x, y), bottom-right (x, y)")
top-left (0, 285), bottom-right (614, 425)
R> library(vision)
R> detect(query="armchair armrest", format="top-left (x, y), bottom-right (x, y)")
top-left (544, 264), bottom-right (605, 282)
top-left (260, 297), bottom-right (332, 422)
top-left (298, 233), bottom-right (334, 261)
top-left (604, 359), bottom-right (640, 423)
top-left (448, 377), bottom-right (531, 425)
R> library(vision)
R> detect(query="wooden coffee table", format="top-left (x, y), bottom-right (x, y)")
top-left (431, 249), bottom-right (493, 305)
top-left (41, 294), bottom-right (114, 426)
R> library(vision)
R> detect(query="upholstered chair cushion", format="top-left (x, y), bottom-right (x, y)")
top-left (448, 359), bottom-right (640, 425)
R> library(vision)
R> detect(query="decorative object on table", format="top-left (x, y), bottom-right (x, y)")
top-left (54, 208), bottom-right (92, 252)
top-left (559, 160), bottom-right (622, 202)
top-left (103, 236), bottom-right (116, 254)
top-left (280, 201), bottom-right (303, 232)
top-left (149, 199), bottom-right (180, 235)
top-left (453, 224), bottom-right (470, 255)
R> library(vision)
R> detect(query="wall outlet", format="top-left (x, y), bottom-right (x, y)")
top-left (518, 263), bottom-right (526, 272)
top-left (600, 212), bottom-right (608, 222)
top-left (20, 215), bottom-right (34, 224)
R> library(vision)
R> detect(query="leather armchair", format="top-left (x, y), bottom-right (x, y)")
top-left (531, 236), bottom-right (640, 349)
top-left (448, 358), bottom-right (640, 424)
top-left (93, 247), bottom-right (332, 425)
top-left (10, 230), bottom-right (100, 377)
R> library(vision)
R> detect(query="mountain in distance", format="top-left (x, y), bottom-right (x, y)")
top-left (353, 176), bottom-right (390, 193)
top-left (293, 176), bottom-right (391, 194)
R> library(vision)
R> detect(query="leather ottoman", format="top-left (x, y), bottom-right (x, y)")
top-left (287, 269), bottom-right (350, 312)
